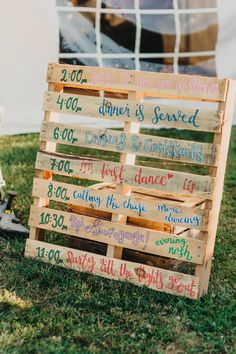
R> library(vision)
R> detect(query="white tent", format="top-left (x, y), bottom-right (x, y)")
top-left (0, 0), bottom-right (58, 135)
top-left (0, 0), bottom-right (235, 136)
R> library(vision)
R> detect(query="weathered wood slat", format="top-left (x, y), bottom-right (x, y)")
top-left (106, 90), bottom-right (143, 260)
top-left (32, 178), bottom-right (209, 230)
top-left (40, 121), bottom-right (219, 167)
top-left (36, 151), bottom-right (214, 199)
top-left (25, 239), bottom-right (200, 299)
top-left (47, 63), bottom-right (227, 102)
top-left (44, 91), bottom-right (222, 133)
top-left (29, 206), bottom-right (206, 264)
top-left (195, 81), bottom-right (236, 296)
top-left (29, 82), bottom-right (59, 242)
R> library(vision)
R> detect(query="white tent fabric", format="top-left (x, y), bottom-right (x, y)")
top-left (216, 0), bottom-right (236, 124)
top-left (0, 0), bottom-right (58, 136)
top-left (0, 0), bottom-right (235, 136)
top-left (216, 1), bottom-right (236, 80)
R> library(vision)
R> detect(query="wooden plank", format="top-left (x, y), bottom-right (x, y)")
top-left (44, 91), bottom-right (223, 133)
top-left (195, 80), bottom-right (236, 296)
top-left (29, 206), bottom-right (206, 264)
top-left (40, 121), bottom-right (219, 166)
top-left (107, 91), bottom-right (143, 259)
top-left (29, 82), bottom-right (60, 242)
top-left (25, 239), bottom-right (200, 299)
top-left (36, 151), bottom-right (214, 198)
top-left (32, 178), bottom-right (209, 231)
top-left (47, 63), bottom-right (227, 102)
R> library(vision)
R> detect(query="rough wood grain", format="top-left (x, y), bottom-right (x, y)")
top-left (35, 151), bottom-right (214, 199)
top-left (40, 121), bottom-right (219, 167)
top-left (29, 82), bottom-right (60, 242)
top-left (25, 239), bottom-right (200, 299)
top-left (32, 178), bottom-right (209, 231)
top-left (29, 206), bottom-right (206, 264)
top-left (47, 63), bottom-right (227, 102)
top-left (44, 91), bottom-right (223, 133)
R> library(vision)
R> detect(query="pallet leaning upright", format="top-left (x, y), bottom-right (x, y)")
top-left (25, 63), bottom-right (236, 299)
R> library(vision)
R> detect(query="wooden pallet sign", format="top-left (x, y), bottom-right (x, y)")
top-left (25, 63), bottom-right (236, 299)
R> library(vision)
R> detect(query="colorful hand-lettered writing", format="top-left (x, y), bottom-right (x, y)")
top-left (31, 242), bottom-right (198, 298)
top-left (54, 64), bottom-right (221, 100)
top-left (36, 246), bottom-right (62, 264)
top-left (45, 92), bottom-right (222, 133)
top-left (157, 204), bottom-right (200, 228)
top-left (84, 129), bottom-right (204, 163)
top-left (56, 94), bottom-right (82, 113)
top-left (155, 237), bottom-right (192, 261)
top-left (41, 122), bottom-right (217, 166)
top-left (70, 215), bottom-right (148, 246)
top-left (36, 152), bottom-right (214, 198)
top-left (30, 206), bottom-right (205, 264)
top-left (34, 179), bottom-right (205, 229)
top-left (60, 68), bottom-right (87, 84)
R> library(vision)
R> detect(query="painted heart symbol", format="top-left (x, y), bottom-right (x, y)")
top-left (167, 173), bottom-right (173, 179)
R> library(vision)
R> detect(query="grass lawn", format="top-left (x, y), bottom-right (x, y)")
top-left (0, 128), bottom-right (235, 354)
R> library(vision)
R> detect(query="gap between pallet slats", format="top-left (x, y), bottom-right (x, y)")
top-left (29, 206), bottom-right (206, 264)
top-left (31, 177), bottom-right (209, 231)
top-left (35, 151), bottom-right (215, 199)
